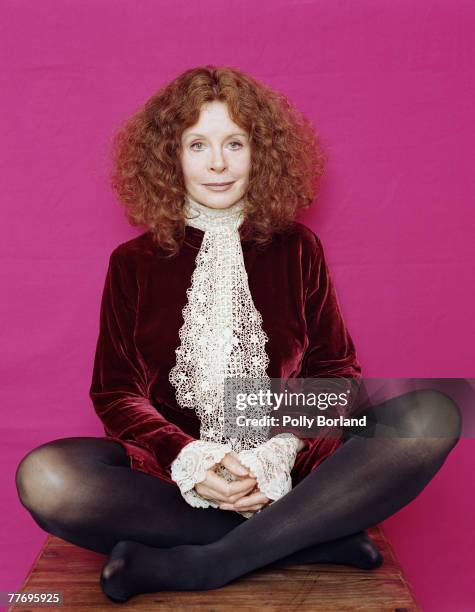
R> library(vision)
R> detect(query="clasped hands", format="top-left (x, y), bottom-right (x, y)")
top-left (194, 438), bottom-right (306, 515)
top-left (194, 451), bottom-right (267, 514)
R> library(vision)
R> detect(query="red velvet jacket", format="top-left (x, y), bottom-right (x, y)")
top-left (89, 221), bottom-right (361, 481)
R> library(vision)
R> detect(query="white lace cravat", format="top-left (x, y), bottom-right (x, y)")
top-left (169, 193), bottom-right (300, 518)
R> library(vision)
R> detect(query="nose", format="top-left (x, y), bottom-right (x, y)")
top-left (209, 146), bottom-right (227, 172)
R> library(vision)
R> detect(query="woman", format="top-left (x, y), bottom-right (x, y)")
top-left (15, 65), bottom-right (461, 603)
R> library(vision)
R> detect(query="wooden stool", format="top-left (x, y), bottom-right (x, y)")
top-left (9, 525), bottom-right (420, 611)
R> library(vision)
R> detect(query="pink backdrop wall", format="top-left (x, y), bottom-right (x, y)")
top-left (1, 1), bottom-right (474, 610)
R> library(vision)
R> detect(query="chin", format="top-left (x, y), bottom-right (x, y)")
top-left (205, 200), bottom-right (239, 210)
top-left (194, 188), bottom-right (246, 210)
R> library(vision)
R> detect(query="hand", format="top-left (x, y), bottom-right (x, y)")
top-left (194, 451), bottom-right (257, 506)
top-left (220, 436), bottom-right (306, 514)
top-left (220, 474), bottom-right (272, 514)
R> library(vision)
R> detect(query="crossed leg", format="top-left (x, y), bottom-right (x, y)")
top-left (16, 389), bottom-right (460, 602)
top-left (15, 430), bottom-right (383, 579)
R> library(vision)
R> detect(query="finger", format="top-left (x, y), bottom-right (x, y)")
top-left (218, 480), bottom-right (256, 504)
top-left (228, 485), bottom-right (258, 504)
top-left (220, 452), bottom-right (250, 478)
top-left (198, 472), bottom-right (256, 502)
top-left (227, 490), bottom-right (256, 505)
top-left (241, 504), bottom-right (266, 512)
top-left (195, 482), bottom-right (229, 503)
top-left (232, 498), bottom-right (271, 512)
top-left (197, 480), bottom-right (256, 504)
top-left (199, 471), bottom-right (238, 497)
top-left (233, 492), bottom-right (270, 508)
top-left (226, 477), bottom-right (257, 497)
top-left (219, 503), bottom-right (236, 511)
top-left (220, 502), bottom-right (266, 512)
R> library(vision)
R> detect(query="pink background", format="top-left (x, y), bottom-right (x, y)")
top-left (1, 1), bottom-right (474, 610)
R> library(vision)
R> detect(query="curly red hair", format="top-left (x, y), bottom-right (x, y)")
top-left (110, 65), bottom-right (327, 257)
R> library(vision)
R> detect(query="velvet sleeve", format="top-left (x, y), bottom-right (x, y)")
top-left (296, 234), bottom-right (362, 444)
top-left (89, 248), bottom-right (196, 472)
top-left (301, 233), bottom-right (362, 380)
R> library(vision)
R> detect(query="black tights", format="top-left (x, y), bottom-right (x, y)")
top-left (15, 389), bottom-right (461, 602)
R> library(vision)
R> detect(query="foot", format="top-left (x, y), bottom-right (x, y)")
top-left (99, 532), bottom-right (383, 603)
top-left (270, 531), bottom-right (384, 570)
top-left (100, 541), bottom-right (206, 603)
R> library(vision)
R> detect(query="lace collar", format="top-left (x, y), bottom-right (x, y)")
top-left (184, 193), bottom-right (246, 233)
top-left (169, 191), bottom-right (271, 454)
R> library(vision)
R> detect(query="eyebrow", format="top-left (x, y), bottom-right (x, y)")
top-left (185, 132), bottom-right (248, 139)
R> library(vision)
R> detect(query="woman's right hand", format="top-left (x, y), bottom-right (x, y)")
top-left (194, 451), bottom-right (257, 506)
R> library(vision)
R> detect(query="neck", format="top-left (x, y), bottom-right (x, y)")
top-left (184, 193), bottom-right (246, 233)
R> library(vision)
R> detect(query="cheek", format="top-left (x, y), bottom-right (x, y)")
top-left (181, 155), bottom-right (202, 181)
top-left (235, 152), bottom-right (251, 175)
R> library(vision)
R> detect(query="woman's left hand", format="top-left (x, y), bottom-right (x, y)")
top-left (219, 472), bottom-right (271, 513)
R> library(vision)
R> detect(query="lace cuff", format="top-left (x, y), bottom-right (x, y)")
top-left (236, 433), bottom-right (300, 503)
top-left (170, 440), bottom-right (232, 509)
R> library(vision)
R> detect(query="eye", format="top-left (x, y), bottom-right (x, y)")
top-left (190, 140), bottom-right (244, 151)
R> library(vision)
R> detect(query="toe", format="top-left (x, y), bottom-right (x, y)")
top-left (100, 569), bottom-right (130, 603)
top-left (102, 558), bottom-right (125, 580)
top-left (361, 541), bottom-right (384, 568)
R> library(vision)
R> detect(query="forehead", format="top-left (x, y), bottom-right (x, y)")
top-left (182, 101), bottom-right (247, 138)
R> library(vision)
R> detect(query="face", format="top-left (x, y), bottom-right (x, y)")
top-left (180, 100), bottom-right (251, 209)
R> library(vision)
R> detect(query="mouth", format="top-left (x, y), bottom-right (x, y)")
top-left (202, 181), bottom-right (236, 192)
top-left (202, 181), bottom-right (235, 186)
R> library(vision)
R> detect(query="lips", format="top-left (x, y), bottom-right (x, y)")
top-left (203, 181), bottom-right (235, 186)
